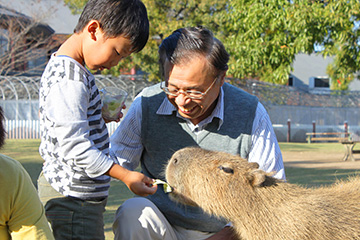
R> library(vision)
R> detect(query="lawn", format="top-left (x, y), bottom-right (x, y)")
top-left (1, 139), bottom-right (359, 239)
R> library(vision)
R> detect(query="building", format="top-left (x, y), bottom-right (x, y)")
top-left (290, 53), bottom-right (360, 92)
top-left (0, 4), bottom-right (57, 75)
top-left (0, 0), bottom-right (79, 76)
top-left (0, 0), bottom-right (79, 34)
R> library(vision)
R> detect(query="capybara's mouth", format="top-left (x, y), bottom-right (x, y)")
top-left (168, 188), bottom-right (199, 207)
top-left (153, 179), bottom-right (173, 193)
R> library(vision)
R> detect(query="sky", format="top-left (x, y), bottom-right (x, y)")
top-left (0, 0), bottom-right (80, 34)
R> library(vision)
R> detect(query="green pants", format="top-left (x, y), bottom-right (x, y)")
top-left (37, 172), bottom-right (107, 240)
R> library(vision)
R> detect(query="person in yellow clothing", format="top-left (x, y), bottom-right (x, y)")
top-left (0, 106), bottom-right (54, 240)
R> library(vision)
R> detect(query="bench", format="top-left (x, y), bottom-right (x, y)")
top-left (341, 140), bottom-right (360, 161)
top-left (306, 132), bottom-right (351, 144)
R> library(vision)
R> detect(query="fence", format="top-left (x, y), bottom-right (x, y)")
top-left (5, 120), bottom-right (121, 139)
top-left (6, 120), bottom-right (40, 139)
top-left (2, 75), bottom-right (360, 141)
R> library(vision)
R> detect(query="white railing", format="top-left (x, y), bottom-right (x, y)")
top-left (6, 120), bottom-right (40, 139)
top-left (5, 120), bottom-right (121, 139)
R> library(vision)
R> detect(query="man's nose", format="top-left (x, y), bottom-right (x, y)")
top-left (175, 92), bottom-right (191, 105)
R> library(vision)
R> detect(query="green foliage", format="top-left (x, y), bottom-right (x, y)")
top-left (63, 0), bottom-right (86, 14)
top-left (131, 0), bottom-right (229, 81)
top-left (64, 0), bottom-right (360, 88)
top-left (322, 0), bottom-right (360, 90)
top-left (224, 0), bottom-right (360, 88)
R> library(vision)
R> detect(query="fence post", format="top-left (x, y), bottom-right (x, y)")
top-left (287, 119), bottom-right (291, 142)
top-left (312, 120), bottom-right (316, 134)
top-left (344, 121), bottom-right (349, 139)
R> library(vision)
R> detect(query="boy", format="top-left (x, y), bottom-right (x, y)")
top-left (37, 0), bottom-right (157, 239)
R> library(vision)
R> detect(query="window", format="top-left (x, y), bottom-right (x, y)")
top-left (288, 77), bottom-right (293, 86)
top-left (309, 77), bottom-right (330, 89)
top-left (314, 77), bottom-right (330, 88)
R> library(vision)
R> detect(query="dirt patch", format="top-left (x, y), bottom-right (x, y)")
top-left (282, 151), bottom-right (360, 170)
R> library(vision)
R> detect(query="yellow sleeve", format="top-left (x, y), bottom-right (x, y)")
top-left (0, 154), bottom-right (54, 240)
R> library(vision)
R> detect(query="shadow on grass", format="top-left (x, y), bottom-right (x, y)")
top-left (279, 142), bottom-right (345, 152)
top-left (285, 167), bottom-right (360, 188)
top-left (20, 162), bottom-right (43, 187)
top-left (103, 179), bottom-right (135, 239)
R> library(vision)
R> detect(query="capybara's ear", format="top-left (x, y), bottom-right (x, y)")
top-left (248, 162), bottom-right (260, 169)
top-left (246, 169), bottom-right (266, 187)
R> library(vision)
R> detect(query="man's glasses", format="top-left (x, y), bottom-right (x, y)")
top-left (160, 77), bottom-right (218, 100)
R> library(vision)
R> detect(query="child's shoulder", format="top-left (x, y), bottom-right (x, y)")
top-left (44, 54), bottom-right (90, 82)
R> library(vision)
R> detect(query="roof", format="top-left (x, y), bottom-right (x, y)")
top-left (0, 4), bottom-right (54, 36)
top-left (0, 0), bottom-right (80, 34)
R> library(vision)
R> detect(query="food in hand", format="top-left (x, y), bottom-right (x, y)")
top-left (153, 179), bottom-right (173, 193)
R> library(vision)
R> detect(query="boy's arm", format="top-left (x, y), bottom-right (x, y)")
top-left (107, 95), bottom-right (156, 196)
top-left (47, 81), bottom-right (155, 196)
top-left (45, 80), bottom-right (120, 179)
top-left (106, 163), bottom-right (157, 196)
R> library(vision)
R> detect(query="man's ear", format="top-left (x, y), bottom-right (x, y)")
top-left (86, 20), bottom-right (101, 40)
top-left (219, 70), bottom-right (227, 86)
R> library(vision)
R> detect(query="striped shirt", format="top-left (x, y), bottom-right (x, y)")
top-left (39, 54), bottom-right (116, 200)
top-left (110, 85), bottom-right (286, 180)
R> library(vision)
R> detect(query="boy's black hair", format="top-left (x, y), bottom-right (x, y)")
top-left (74, 0), bottom-right (149, 53)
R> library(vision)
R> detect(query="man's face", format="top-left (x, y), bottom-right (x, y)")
top-left (164, 56), bottom-right (223, 125)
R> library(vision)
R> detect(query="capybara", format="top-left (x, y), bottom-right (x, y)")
top-left (165, 147), bottom-right (360, 240)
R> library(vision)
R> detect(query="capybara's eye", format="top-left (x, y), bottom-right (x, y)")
top-left (173, 158), bottom-right (178, 165)
top-left (218, 165), bottom-right (234, 174)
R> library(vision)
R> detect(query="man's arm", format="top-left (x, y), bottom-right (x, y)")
top-left (248, 102), bottom-right (286, 180)
top-left (109, 96), bottom-right (144, 170)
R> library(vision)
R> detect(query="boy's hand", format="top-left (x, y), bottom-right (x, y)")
top-left (102, 104), bottom-right (126, 123)
top-left (106, 163), bottom-right (157, 196)
top-left (123, 171), bottom-right (157, 196)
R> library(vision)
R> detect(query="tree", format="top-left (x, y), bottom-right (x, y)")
top-left (65, 0), bottom-right (360, 90)
top-left (64, 0), bottom-right (229, 81)
top-left (224, 0), bottom-right (360, 89)
top-left (0, 7), bottom-right (58, 76)
top-left (320, 0), bottom-right (360, 90)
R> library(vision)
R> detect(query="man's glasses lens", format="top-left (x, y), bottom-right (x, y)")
top-left (160, 76), bottom-right (218, 100)
top-left (162, 88), bottom-right (203, 99)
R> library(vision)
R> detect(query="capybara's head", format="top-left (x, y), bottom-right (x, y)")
top-left (165, 147), bottom-right (276, 214)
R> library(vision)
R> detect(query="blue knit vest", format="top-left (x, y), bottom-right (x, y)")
top-left (141, 82), bottom-right (258, 232)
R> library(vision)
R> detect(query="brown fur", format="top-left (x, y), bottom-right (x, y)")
top-left (165, 147), bottom-right (360, 240)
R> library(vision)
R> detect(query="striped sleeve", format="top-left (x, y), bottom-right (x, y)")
top-left (248, 102), bottom-right (286, 180)
top-left (110, 96), bottom-right (144, 171)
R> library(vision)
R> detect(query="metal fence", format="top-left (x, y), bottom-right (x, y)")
top-left (2, 75), bottom-right (360, 141)
top-left (5, 120), bottom-right (120, 139)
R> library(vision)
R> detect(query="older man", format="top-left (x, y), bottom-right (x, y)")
top-left (110, 26), bottom-right (285, 240)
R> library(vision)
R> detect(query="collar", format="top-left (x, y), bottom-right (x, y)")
top-left (52, 52), bottom-right (91, 76)
top-left (156, 87), bottom-right (224, 131)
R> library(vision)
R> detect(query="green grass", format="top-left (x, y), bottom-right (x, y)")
top-left (1, 140), bottom-right (359, 239)
top-left (1, 139), bottom-right (129, 239)
top-left (279, 142), bottom-right (360, 187)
